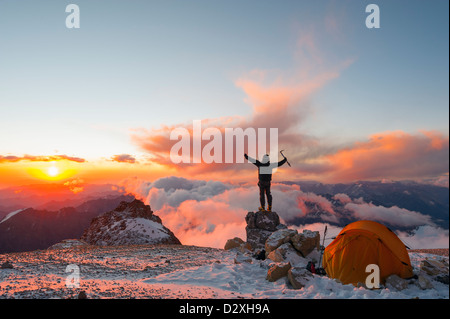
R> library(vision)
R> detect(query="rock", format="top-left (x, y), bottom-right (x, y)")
top-left (385, 274), bottom-right (409, 291)
top-left (288, 266), bottom-right (313, 289)
top-left (266, 262), bottom-right (291, 282)
top-left (245, 211), bottom-right (280, 231)
top-left (267, 248), bottom-right (285, 262)
top-left (1, 261), bottom-right (13, 269)
top-left (238, 242), bottom-right (253, 253)
top-left (416, 275), bottom-right (434, 290)
top-left (265, 229), bottom-right (298, 254)
top-left (245, 211), bottom-right (281, 249)
top-left (420, 259), bottom-right (448, 276)
top-left (224, 237), bottom-right (245, 250)
top-left (291, 230), bottom-right (320, 257)
top-left (246, 228), bottom-right (273, 250)
top-left (267, 243), bottom-right (304, 266)
top-left (81, 199), bottom-right (181, 246)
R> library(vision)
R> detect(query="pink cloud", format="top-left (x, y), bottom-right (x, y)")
top-left (344, 202), bottom-right (434, 228)
top-left (318, 130), bottom-right (449, 183)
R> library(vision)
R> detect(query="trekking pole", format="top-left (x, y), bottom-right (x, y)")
top-left (318, 225), bottom-right (327, 269)
top-left (279, 150), bottom-right (291, 167)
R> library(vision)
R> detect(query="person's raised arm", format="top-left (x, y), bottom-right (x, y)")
top-left (277, 157), bottom-right (287, 167)
top-left (244, 153), bottom-right (261, 166)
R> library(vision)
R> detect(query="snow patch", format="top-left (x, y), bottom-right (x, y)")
top-left (0, 209), bottom-right (27, 224)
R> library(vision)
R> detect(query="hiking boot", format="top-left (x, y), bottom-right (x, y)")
top-left (267, 206), bottom-right (272, 212)
top-left (258, 206), bottom-right (265, 212)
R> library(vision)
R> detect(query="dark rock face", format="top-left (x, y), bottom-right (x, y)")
top-left (245, 211), bottom-right (284, 249)
top-left (81, 199), bottom-right (181, 246)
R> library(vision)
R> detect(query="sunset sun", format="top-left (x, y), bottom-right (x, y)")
top-left (47, 165), bottom-right (59, 177)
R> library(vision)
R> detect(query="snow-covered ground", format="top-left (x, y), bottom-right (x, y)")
top-left (0, 244), bottom-right (448, 299)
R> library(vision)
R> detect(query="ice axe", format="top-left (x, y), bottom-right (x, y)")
top-left (280, 150), bottom-right (291, 167)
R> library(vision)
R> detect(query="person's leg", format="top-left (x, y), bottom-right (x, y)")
top-left (258, 183), bottom-right (265, 210)
top-left (266, 183), bottom-right (272, 211)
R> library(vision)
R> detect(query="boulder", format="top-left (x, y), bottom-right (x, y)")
top-left (246, 228), bottom-right (273, 250)
top-left (267, 249), bottom-right (284, 262)
top-left (288, 266), bottom-right (313, 289)
top-left (385, 274), bottom-right (409, 291)
top-left (224, 237), bottom-right (245, 250)
top-left (265, 229), bottom-right (298, 254)
top-left (266, 262), bottom-right (291, 282)
top-left (246, 211), bottom-right (280, 231)
top-left (420, 259), bottom-right (448, 276)
top-left (245, 211), bottom-right (282, 249)
top-left (267, 243), bottom-right (304, 266)
top-left (239, 242), bottom-right (253, 253)
top-left (291, 230), bottom-right (320, 257)
top-left (416, 275), bottom-right (434, 290)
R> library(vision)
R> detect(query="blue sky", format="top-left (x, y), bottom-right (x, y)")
top-left (0, 0), bottom-right (448, 160)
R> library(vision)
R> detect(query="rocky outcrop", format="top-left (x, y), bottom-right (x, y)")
top-left (245, 211), bottom-right (284, 249)
top-left (224, 210), bottom-right (322, 287)
top-left (418, 258), bottom-right (449, 287)
top-left (378, 258), bottom-right (449, 291)
top-left (81, 199), bottom-right (181, 246)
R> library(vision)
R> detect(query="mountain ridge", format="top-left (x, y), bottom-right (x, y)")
top-left (0, 195), bottom-right (134, 253)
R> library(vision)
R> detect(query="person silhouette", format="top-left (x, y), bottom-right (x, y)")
top-left (244, 153), bottom-right (287, 212)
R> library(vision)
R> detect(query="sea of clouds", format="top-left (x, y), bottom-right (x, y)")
top-left (119, 176), bottom-right (449, 249)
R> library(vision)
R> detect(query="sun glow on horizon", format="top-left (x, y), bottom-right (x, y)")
top-left (25, 161), bottom-right (78, 182)
top-left (47, 165), bottom-right (59, 177)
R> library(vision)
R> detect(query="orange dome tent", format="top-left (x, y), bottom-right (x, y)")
top-left (322, 220), bottom-right (413, 286)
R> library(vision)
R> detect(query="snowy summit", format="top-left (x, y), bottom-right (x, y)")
top-left (81, 199), bottom-right (181, 246)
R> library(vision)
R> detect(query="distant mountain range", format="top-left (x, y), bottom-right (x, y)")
top-left (0, 183), bottom-right (122, 220)
top-left (0, 195), bottom-right (134, 253)
top-left (282, 180), bottom-right (449, 230)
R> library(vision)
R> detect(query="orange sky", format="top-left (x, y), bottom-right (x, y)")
top-left (1, 129), bottom-right (448, 190)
